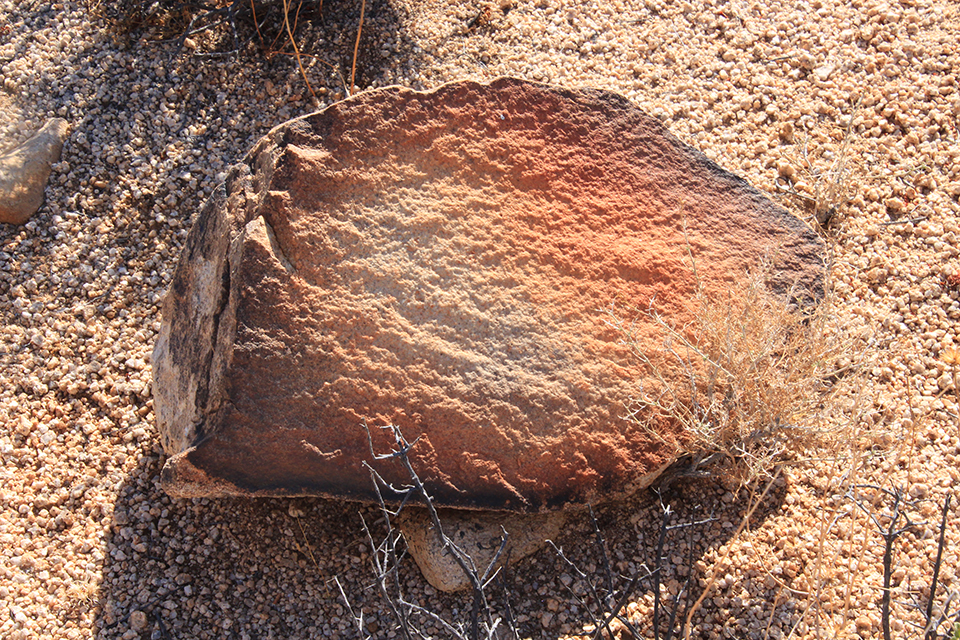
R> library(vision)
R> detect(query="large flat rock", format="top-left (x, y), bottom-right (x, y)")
top-left (154, 78), bottom-right (824, 511)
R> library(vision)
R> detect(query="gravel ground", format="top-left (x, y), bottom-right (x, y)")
top-left (1, 0), bottom-right (959, 638)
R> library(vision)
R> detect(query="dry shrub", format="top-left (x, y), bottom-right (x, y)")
top-left (778, 128), bottom-right (857, 229)
top-left (610, 258), bottom-right (860, 486)
top-left (773, 99), bottom-right (862, 230)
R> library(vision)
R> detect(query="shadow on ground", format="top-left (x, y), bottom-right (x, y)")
top-left (93, 453), bottom-right (792, 639)
top-left (98, 0), bottom-right (412, 94)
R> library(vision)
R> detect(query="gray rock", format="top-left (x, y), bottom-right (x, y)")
top-left (0, 118), bottom-right (69, 225)
top-left (398, 507), bottom-right (567, 592)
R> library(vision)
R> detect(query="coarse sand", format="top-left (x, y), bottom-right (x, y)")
top-left (1, 0), bottom-right (959, 638)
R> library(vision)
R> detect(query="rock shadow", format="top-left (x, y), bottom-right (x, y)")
top-left (412, 473), bottom-right (796, 639)
top-left (93, 454), bottom-right (793, 639)
top-left (92, 451), bottom-right (385, 640)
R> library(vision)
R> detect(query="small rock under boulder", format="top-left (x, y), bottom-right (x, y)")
top-left (398, 507), bottom-right (567, 593)
top-left (0, 118), bottom-right (69, 225)
top-left (154, 78), bottom-right (823, 512)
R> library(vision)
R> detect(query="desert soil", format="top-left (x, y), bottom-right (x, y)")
top-left (1, 0), bottom-right (959, 639)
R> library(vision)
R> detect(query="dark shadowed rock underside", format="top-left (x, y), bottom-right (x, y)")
top-left (153, 77), bottom-right (824, 512)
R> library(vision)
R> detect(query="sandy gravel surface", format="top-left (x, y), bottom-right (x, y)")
top-left (1, 1), bottom-right (959, 638)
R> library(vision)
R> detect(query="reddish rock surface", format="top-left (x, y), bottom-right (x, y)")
top-left (154, 78), bottom-right (824, 511)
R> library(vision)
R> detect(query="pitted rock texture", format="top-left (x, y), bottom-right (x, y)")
top-left (154, 78), bottom-right (824, 512)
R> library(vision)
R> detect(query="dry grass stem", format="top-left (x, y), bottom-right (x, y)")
top-left (941, 347), bottom-right (960, 436)
top-left (775, 99), bottom-right (861, 229)
top-left (611, 259), bottom-right (862, 486)
top-left (349, 0), bottom-right (367, 96)
top-left (281, 0), bottom-right (318, 102)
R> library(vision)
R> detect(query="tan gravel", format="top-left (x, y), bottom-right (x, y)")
top-left (1, 0), bottom-right (958, 638)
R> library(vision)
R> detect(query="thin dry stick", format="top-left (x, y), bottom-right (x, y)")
top-left (282, 0), bottom-right (318, 102)
top-left (349, 0), bottom-right (367, 95)
top-left (751, 538), bottom-right (813, 598)
top-left (587, 506), bottom-right (643, 640)
top-left (247, 0), bottom-right (271, 51)
top-left (820, 397), bottom-right (867, 638)
top-left (762, 586), bottom-right (785, 640)
top-left (651, 506), bottom-right (670, 640)
top-left (681, 468), bottom-right (781, 640)
top-left (589, 507), bottom-right (617, 606)
top-left (944, 347), bottom-right (960, 436)
top-left (333, 575), bottom-right (374, 640)
top-left (358, 487), bottom-right (417, 640)
top-left (364, 423), bottom-right (507, 640)
top-left (777, 431), bottom-right (863, 627)
top-left (248, 0), bottom-right (263, 47)
top-left (270, 50), bottom-right (348, 95)
top-left (814, 97), bottom-right (861, 226)
top-left (548, 540), bottom-right (642, 640)
top-left (664, 514), bottom-right (715, 640)
top-left (784, 602), bottom-right (811, 640)
top-left (291, 0), bottom-right (305, 33)
top-left (836, 501), bottom-right (871, 637)
top-left (268, 0), bottom-right (307, 51)
top-left (849, 486), bottom-right (917, 640)
top-left (923, 494), bottom-right (952, 640)
top-left (840, 423), bottom-right (867, 637)
top-left (806, 507), bottom-right (846, 638)
top-left (904, 389), bottom-right (923, 489)
top-left (954, 363), bottom-right (960, 437)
